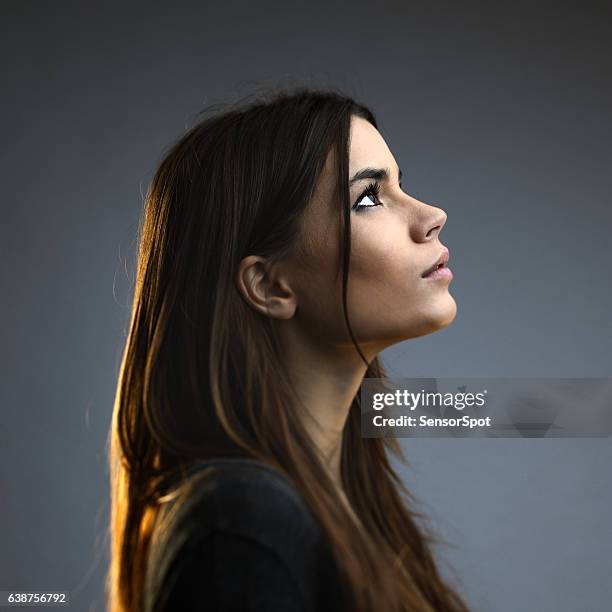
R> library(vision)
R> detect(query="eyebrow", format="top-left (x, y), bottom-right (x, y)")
top-left (349, 165), bottom-right (403, 186)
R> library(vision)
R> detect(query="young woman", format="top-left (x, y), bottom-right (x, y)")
top-left (107, 85), bottom-right (468, 612)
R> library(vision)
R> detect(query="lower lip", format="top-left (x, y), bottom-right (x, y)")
top-left (422, 266), bottom-right (453, 281)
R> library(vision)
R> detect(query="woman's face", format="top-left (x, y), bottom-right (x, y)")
top-left (284, 115), bottom-right (457, 359)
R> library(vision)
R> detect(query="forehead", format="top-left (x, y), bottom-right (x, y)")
top-left (313, 116), bottom-right (395, 208)
top-left (348, 115), bottom-right (394, 174)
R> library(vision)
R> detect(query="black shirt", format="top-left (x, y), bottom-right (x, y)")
top-left (146, 457), bottom-right (345, 612)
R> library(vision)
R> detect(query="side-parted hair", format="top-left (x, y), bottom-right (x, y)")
top-left (107, 84), bottom-right (469, 612)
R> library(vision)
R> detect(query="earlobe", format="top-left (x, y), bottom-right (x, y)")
top-left (236, 255), bottom-right (297, 320)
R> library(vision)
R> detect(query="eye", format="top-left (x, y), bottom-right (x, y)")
top-left (352, 181), bottom-right (382, 212)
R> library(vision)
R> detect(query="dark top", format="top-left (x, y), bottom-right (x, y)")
top-left (147, 457), bottom-right (345, 612)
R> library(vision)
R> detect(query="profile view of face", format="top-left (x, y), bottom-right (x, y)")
top-left (239, 115), bottom-right (457, 364)
top-left (279, 115), bottom-right (457, 360)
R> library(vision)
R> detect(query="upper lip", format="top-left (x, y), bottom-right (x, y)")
top-left (421, 247), bottom-right (450, 277)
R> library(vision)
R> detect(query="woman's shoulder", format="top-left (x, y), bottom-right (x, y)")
top-left (147, 457), bottom-right (343, 611)
top-left (183, 456), bottom-right (323, 545)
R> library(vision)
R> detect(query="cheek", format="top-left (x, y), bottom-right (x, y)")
top-left (295, 221), bottom-right (417, 340)
top-left (349, 220), bottom-right (417, 300)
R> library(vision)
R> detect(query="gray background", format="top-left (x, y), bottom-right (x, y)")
top-left (1, 1), bottom-right (610, 610)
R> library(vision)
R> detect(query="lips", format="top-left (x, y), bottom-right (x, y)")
top-left (421, 248), bottom-right (450, 278)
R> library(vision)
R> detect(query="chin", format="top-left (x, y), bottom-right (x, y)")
top-left (432, 293), bottom-right (457, 330)
top-left (401, 295), bottom-right (458, 340)
top-left (437, 293), bottom-right (457, 324)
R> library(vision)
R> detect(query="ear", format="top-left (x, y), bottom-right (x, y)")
top-left (236, 255), bottom-right (297, 319)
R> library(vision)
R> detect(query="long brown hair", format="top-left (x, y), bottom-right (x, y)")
top-left (106, 84), bottom-right (469, 612)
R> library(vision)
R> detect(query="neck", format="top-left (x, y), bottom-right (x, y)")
top-left (277, 323), bottom-right (377, 489)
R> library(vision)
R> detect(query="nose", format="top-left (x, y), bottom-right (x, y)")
top-left (410, 200), bottom-right (447, 242)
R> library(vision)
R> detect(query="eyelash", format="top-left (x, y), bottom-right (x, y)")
top-left (352, 181), bottom-right (382, 212)
top-left (352, 180), bottom-right (404, 212)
